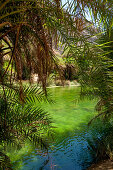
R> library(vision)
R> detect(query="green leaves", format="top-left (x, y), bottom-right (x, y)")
top-left (0, 84), bottom-right (52, 147)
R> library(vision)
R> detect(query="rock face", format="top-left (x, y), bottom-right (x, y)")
top-left (87, 159), bottom-right (113, 170)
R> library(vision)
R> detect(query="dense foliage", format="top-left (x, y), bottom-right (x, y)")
top-left (0, 0), bottom-right (113, 168)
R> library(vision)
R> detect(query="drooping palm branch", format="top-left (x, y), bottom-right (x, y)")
top-left (0, 84), bottom-right (52, 145)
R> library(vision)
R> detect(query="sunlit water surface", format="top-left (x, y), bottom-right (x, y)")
top-left (12, 86), bottom-right (106, 170)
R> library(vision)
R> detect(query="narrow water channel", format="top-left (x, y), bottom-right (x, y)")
top-left (11, 86), bottom-right (106, 169)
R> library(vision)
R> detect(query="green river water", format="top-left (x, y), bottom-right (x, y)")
top-left (6, 86), bottom-right (108, 170)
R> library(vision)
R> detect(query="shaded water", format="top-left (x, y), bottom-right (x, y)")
top-left (11, 86), bottom-right (105, 169)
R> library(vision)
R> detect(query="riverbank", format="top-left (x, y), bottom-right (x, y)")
top-left (47, 84), bottom-right (80, 88)
top-left (88, 159), bottom-right (113, 170)
top-left (22, 79), bottom-right (81, 87)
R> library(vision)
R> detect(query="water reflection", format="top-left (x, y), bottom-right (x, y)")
top-left (19, 123), bottom-right (104, 170)
top-left (20, 133), bottom-right (94, 170)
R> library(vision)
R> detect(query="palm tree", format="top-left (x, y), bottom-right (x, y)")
top-left (0, 1), bottom-right (59, 159)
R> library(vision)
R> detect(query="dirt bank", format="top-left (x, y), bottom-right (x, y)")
top-left (87, 159), bottom-right (113, 170)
